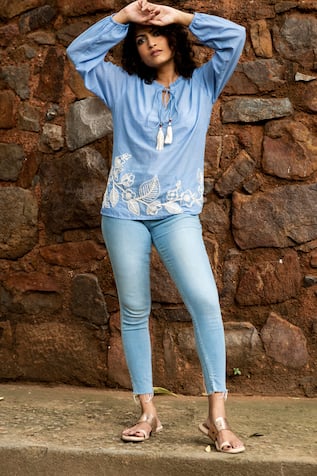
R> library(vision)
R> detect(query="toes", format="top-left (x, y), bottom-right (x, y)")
top-left (122, 422), bottom-right (151, 437)
top-left (220, 431), bottom-right (244, 449)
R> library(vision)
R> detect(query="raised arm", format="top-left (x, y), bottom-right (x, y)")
top-left (189, 13), bottom-right (246, 101)
top-left (66, 13), bottom-right (130, 106)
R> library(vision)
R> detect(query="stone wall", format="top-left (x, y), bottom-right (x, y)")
top-left (0, 0), bottom-right (316, 397)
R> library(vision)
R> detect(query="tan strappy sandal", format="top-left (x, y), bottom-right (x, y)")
top-left (121, 414), bottom-right (163, 442)
top-left (199, 417), bottom-right (245, 454)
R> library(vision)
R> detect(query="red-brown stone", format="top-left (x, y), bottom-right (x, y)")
top-left (5, 272), bottom-right (60, 293)
top-left (261, 313), bottom-right (309, 369)
top-left (40, 241), bottom-right (106, 268)
top-left (0, 91), bottom-right (16, 128)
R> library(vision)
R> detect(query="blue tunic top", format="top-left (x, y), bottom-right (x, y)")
top-left (67, 13), bottom-right (245, 219)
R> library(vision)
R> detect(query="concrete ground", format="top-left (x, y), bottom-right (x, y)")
top-left (0, 383), bottom-right (316, 476)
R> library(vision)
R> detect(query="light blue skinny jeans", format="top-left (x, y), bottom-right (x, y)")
top-left (101, 214), bottom-right (226, 396)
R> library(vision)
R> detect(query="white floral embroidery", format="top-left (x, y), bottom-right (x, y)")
top-left (102, 153), bottom-right (203, 216)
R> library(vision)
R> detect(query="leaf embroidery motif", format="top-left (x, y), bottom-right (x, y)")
top-left (164, 202), bottom-right (183, 214)
top-left (110, 187), bottom-right (119, 207)
top-left (128, 199), bottom-right (140, 216)
top-left (138, 176), bottom-right (160, 203)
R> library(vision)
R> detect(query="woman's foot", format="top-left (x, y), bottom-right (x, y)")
top-left (200, 392), bottom-right (245, 454)
top-left (199, 417), bottom-right (245, 453)
top-left (121, 413), bottom-right (163, 442)
top-left (121, 393), bottom-right (163, 443)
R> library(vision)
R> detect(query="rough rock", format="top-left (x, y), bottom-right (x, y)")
top-left (0, 320), bottom-right (20, 378)
top-left (236, 249), bottom-right (302, 305)
top-left (0, 23), bottom-right (20, 47)
top-left (150, 248), bottom-right (182, 304)
top-left (56, 20), bottom-right (92, 47)
top-left (262, 118), bottom-right (317, 180)
top-left (303, 275), bottom-right (317, 287)
top-left (4, 272), bottom-right (60, 293)
top-left (19, 5), bottom-right (57, 34)
top-left (220, 249), bottom-right (241, 306)
top-left (0, 187), bottom-right (38, 259)
top-left (40, 147), bottom-right (108, 233)
top-left (0, 0), bottom-right (45, 19)
top-left (40, 241), bottom-right (106, 268)
top-left (232, 184), bottom-right (317, 249)
top-left (18, 292), bottom-right (62, 315)
top-left (201, 199), bottom-right (230, 234)
top-left (27, 31), bottom-right (56, 45)
top-left (273, 14), bottom-right (317, 69)
top-left (160, 325), bottom-right (204, 395)
top-left (215, 149), bottom-right (256, 196)
top-left (261, 312), bottom-right (309, 369)
top-left (222, 97), bottom-right (293, 123)
top-left (67, 63), bottom-right (94, 100)
top-left (18, 103), bottom-right (40, 132)
top-left (14, 322), bottom-right (107, 385)
top-left (294, 80), bottom-right (317, 113)
top-left (295, 72), bottom-right (317, 82)
top-left (0, 91), bottom-right (16, 128)
top-left (0, 143), bottom-right (24, 181)
top-left (35, 47), bottom-right (65, 102)
top-left (66, 98), bottom-right (113, 151)
top-left (152, 307), bottom-right (192, 323)
top-left (226, 59), bottom-right (286, 95)
top-left (0, 65), bottom-right (30, 100)
top-left (224, 322), bottom-right (265, 375)
top-left (39, 124), bottom-right (64, 152)
top-left (250, 19), bottom-right (273, 58)
top-left (275, 2), bottom-right (297, 14)
top-left (71, 273), bottom-right (109, 326)
top-left (311, 251), bottom-right (317, 268)
top-left (204, 135), bottom-right (222, 177)
top-left (57, 0), bottom-right (115, 17)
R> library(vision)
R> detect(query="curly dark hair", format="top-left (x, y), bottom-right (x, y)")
top-left (121, 23), bottom-right (196, 84)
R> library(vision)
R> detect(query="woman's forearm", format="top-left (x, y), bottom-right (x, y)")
top-left (173, 11), bottom-right (194, 27)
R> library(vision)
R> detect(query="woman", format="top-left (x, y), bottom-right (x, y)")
top-left (67, 0), bottom-right (246, 453)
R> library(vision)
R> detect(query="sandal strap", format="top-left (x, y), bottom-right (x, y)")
top-left (137, 414), bottom-right (158, 432)
top-left (214, 417), bottom-right (230, 432)
top-left (133, 428), bottom-right (147, 438)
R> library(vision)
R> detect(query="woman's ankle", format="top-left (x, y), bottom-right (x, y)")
top-left (208, 391), bottom-right (227, 422)
top-left (136, 393), bottom-right (157, 417)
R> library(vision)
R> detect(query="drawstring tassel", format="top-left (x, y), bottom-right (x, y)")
top-left (164, 119), bottom-right (173, 144)
top-left (156, 124), bottom-right (165, 151)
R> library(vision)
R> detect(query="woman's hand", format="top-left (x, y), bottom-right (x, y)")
top-left (145, 3), bottom-right (193, 27)
top-left (114, 1), bottom-right (193, 27)
top-left (114, 1), bottom-right (160, 25)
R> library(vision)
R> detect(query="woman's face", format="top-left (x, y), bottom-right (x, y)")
top-left (135, 26), bottom-right (174, 69)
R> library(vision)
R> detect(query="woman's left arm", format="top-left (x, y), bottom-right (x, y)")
top-left (189, 13), bottom-right (246, 101)
top-left (145, 4), bottom-right (245, 100)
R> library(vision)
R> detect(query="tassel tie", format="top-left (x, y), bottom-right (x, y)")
top-left (156, 120), bottom-right (173, 151)
top-left (155, 88), bottom-right (176, 151)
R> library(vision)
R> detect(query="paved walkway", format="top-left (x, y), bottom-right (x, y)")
top-left (0, 384), bottom-right (316, 475)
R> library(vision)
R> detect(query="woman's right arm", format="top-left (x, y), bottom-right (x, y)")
top-left (66, 1), bottom-right (161, 104)
top-left (66, 0), bottom-right (161, 72)
top-left (66, 16), bottom-right (129, 105)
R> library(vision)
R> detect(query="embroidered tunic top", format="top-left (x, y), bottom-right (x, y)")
top-left (67, 13), bottom-right (245, 220)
